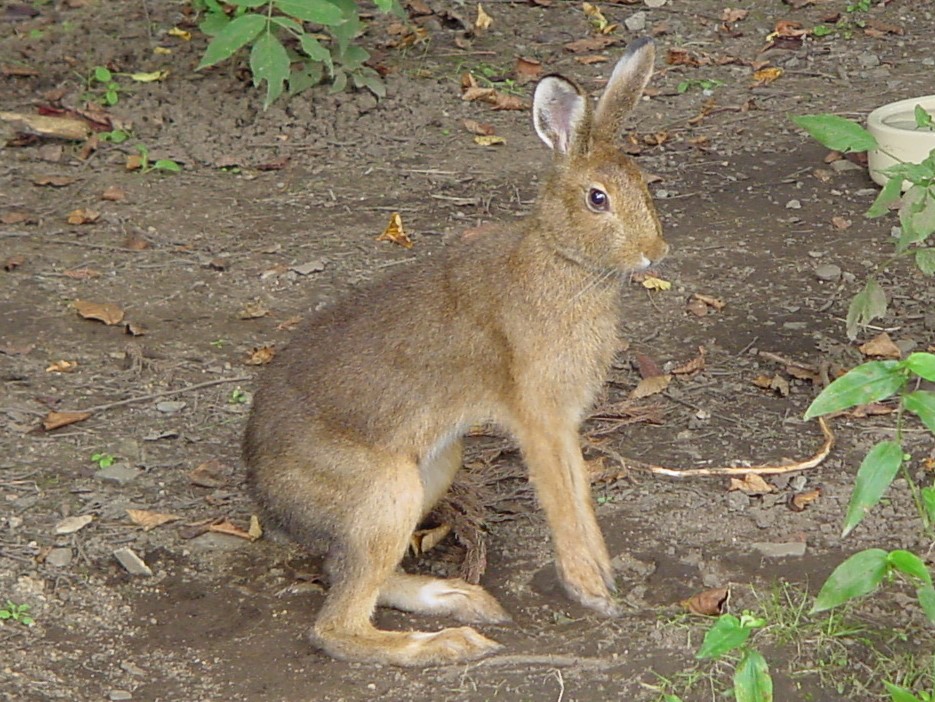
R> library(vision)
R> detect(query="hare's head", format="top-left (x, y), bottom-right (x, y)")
top-left (533, 38), bottom-right (668, 273)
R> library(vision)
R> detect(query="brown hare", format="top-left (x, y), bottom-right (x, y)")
top-left (243, 36), bottom-right (668, 667)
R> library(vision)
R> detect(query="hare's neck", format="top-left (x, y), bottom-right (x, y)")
top-left (518, 231), bottom-right (622, 308)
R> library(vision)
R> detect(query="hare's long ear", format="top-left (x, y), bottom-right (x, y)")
top-left (533, 76), bottom-right (590, 157)
top-left (591, 37), bottom-right (655, 146)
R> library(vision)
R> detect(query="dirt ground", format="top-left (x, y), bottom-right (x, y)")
top-left (2, 0), bottom-right (935, 700)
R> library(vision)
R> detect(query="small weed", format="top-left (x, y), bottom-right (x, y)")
top-left (677, 78), bottom-right (725, 94)
top-left (133, 144), bottom-right (181, 174)
top-left (91, 452), bottom-right (116, 469)
top-left (210, 339), bottom-right (225, 348)
top-left (229, 387), bottom-right (247, 404)
top-left (99, 129), bottom-right (131, 144)
top-left (0, 601), bottom-right (34, 626)
top-left (87, 66), bottom-right (123, 106)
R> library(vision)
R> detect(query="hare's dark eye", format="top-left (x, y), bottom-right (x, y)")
top-left (586, 187), bottom-right (610, 213)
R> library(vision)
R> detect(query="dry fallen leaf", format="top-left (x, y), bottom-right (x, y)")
top-left (564, 35), bottom-right (617, 53)
top-left (63, 268), bottom-right (102, 279)
top-left (101, 185), bottom-right (126, 201)
top-left (46, 360), bottom-right (77, 373)
top-left (208, 518), bottom-right (257, 541)
top-left (641, 275), bottom-right (671, 291)
top-left (246, 345), bottom-right (276, 365)
top-left (474, 135), bottom-right (505, 146)
top-left (377, 212), bottom-right (414, 249)
top-left (66, 208), bottom-right (100, 225)
top-left (475, 3), bottom-right (492, 30)
top-left (490, 92), bottom-right (527, 111)
top-left (752, 66), bottom-right (783, 86)
top-left (671, 346), bottom-right (706, 375)
top-left (239, 301), bottom-right (270, 320)
top-left (729, 473), bottom-right (775, 495)
top-left (859, 332), bottom-right (901, 359)
top-left (33, 175), bottom-right (76, 187)
top-left (1, 211), bottom-right (37, 225)
top-left (189, 459), bottom-right (230, 488)
top-left (463, 118), bottom-right (495, 136)
top-left (681, 587), bottom-right (729, 616)
top-left (277, 315), bottom-right (302, 332)
top-left (122, 233), bottom-right (150, 250)
top-left (721, 8), bottom-right (748, 23)
top-left (574, 54), bottom-right (610, 65)
top-left (692, 293), bottom-right (725, 311)
top-left (43, 410), bottom-right (92, 431)
top-left (634, 352), bottom-right (664, 378)
top-left (515, 56), bottom-right (542, 84)
top-left (127, 509), bottom-right (180, 531)
top-left (788, 488), bottom-right (821, 512)
top-left (54, 514), bottom-right (94, 535)
top-left (666, 48), bottom-right (703, 67)
top-left (630, 374), bottom-right (671, 399)
top-left (248, 514), bottom-right (263, 541)
top-left (4, 255), bottom-right (25, 271)
top-left (582, 2), bottom-right (616, 34)
top-left (753, 373), bottom-right (790, 396)
top-left (772, 19), bottom-right (808, 38)
top-left (410, 523), bottom-right (451, 555)
top-left (75, 299), bottom-right (125, 325)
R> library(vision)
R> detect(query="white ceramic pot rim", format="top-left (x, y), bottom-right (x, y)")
top-left (867, 94), bottom-right (935, 135)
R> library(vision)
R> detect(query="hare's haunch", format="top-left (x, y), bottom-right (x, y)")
top-left (243, 37), bottom-right (668, 667)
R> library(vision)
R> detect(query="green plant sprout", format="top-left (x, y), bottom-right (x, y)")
top-left (87, 66), bottom-right (123, 105)
top-left (0, 601), bottom-right (34, 626)
top-left (677, 78), bottom-right (725, 94)
top-left (229, 387), bottom-right (247, 404)
top-left (787, 107), bottom-right (935, 701)
top-left (134, 144), bottom-right (181, 174)
top-left (91, 452), bottom-right (116, 468)
top-left (194, 0), bottom-right (399, 108)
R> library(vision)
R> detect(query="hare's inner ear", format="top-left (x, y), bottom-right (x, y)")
top-left (533, 76), bottom-right (588, 156)
top-left (591, 37), bottom-right (655, 145)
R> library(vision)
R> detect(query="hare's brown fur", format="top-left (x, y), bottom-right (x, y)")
top-left (243, 38), bottom-right (667, 667)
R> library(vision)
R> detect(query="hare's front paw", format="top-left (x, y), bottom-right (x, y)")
top-left (556, 551), bottom-right (623, 618)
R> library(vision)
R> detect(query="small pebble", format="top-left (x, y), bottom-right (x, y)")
top-left (624, 11), bottom-right (647, 31)
top-left (109, 691), bottom-right (132, 701)
top-left (727, 491), bottom-right (749, 512)
top-left (156, 401), bottom-right (187, 414)
top-left (46, 548), bottom-right (73, 568)
top-left (291, 260), bottom-right (326, 276)
top-left (785, 199), bottom-right (802, 209)
top-left (113, 547), bottom-right (153, 577)
top-left (815, 263), bottom-right (841, 282)
top-left (95, 464), bottom-right (140, 485)
top-left (752, 542), bottom-right (807, 558)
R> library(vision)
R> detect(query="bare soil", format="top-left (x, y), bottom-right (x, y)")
top-left (2, 1), bottom-right (934, 701)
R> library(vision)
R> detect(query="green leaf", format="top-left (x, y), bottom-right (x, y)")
top-left (866, 175), bottom-right (903, 218)
top-left (352, 68), bottom-right (386, 98)
top-left (734, 649), bottom-right (773, 702)
top-left (922, 486), bottom-right (935, 525)
top-left (696, 614), bottom-right (752, 660)
top-left (199, 11), bottom-right (231, 36)
top-left (288, 61), bottom-right (324, 95)
top-left (791, 114), bottom-right (878, 154)
top-left (845, 277), bottom-right (887, 341)
top-left (270, 15), bottom-right (304, 33)
top-left (917, 584), bottom-right (935, 624)
top-left (903, 391), bottom-right (935, 433)
top-left (227, 0), bottom-right (269, 6)
top-left (250, 31), bottom-right (290, 107)
top-left (198, 13), bottom-right (267, 69)
top-left (153, 159), bottom-right (181, 173)
top-left (916, 249), bottom-right (935, 275)
top-left (93, 66), bottom-right (112, 82)
top-left (905, 353), bottom-right (935, 382)
top-left (811, 548), bottom-right (889, 614)
top-left (330, 68), bottom-right (348, 93)
top-left (884, 681), bottom-right (923, 702)
top-left (916, 104), bottom-right (935, 130)
top-left (804, 360), bottom-right (904, 419)
top-left (842, 441), bottom-right (903, 537)
top-left (299, 33), bottom-right (333, 74)
top-left (328, 0), bottom-right (360, 55)
top-left (887, 550), bottom-right (933, 587)
top-left (275, 0), bottom-right (345, 25)
top-left (897, 186), bottom-right (935, 252)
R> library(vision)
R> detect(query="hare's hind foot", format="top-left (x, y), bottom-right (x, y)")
top-left (379, 573), bottom-right (511, 625)
top-left (309, 623), bottom-right (501, 666)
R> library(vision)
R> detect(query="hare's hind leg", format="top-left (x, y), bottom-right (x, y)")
top-left (310, 450), bottom-right (501, 666)
top-left (379, 572), bottom-right (510, 625)
top-left (511, 415), bottom-right (621, 617)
